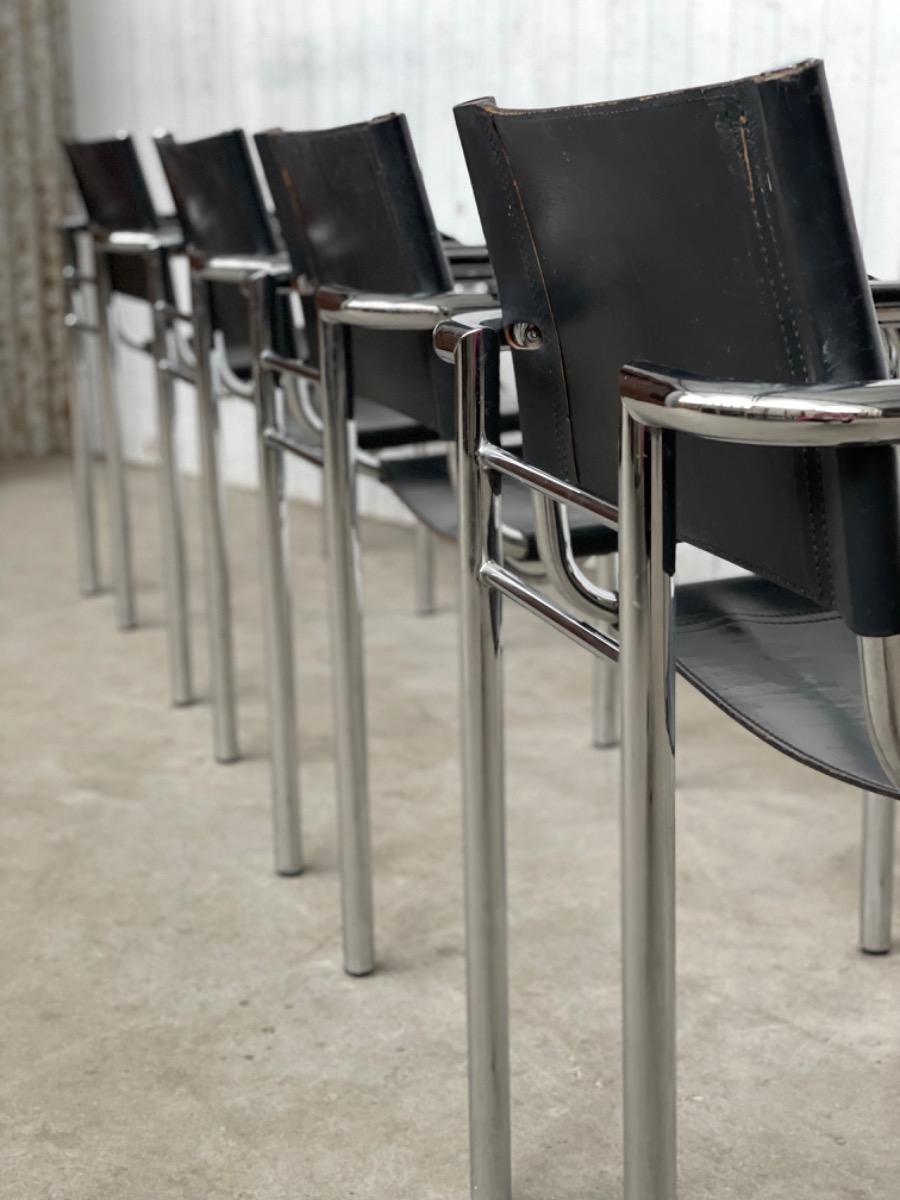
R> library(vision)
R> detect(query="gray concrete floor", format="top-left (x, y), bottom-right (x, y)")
top-left (1, 456), bottom-right (898, 1199)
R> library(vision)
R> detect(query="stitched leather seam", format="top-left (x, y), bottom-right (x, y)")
top-left (742, 107), bottom-right (834, 604)
top-left (724, 109), bottom-right (830, 598)
top-left (677, 530), bottom-right (824, 601)
top-left (361, 132), bottom-right (422, 290)
top-left (486, 116), bottom-right (573, 480)
top-left (676, 610), bottom-right (839, 630)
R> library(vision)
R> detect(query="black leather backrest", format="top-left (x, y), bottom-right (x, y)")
top-left (155, 130), bottom-right (278, 360)
top-left (64, 135), bottom-right (161, 301)
top-left (456, 60), bottom-right (900, 636)
top-left (255, 116), bottom-right (454, 434)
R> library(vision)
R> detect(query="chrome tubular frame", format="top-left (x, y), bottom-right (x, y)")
top-left (190, 262), bottom-right (239, 762)
top-left (592, 554), bottom-right (620, 748)
top-left (147, 248), bottom-right (192, 706)
top-left (60, 221), bottom-right (100, 597)
top-left (317, 310), bottom-right (375, 977)
top-left (454, 319), bottom-right (511, 1200)
top-left (414, 522), bottom-right (437, 615)
top-left (437, 303), bottom-right (900, 1200)
top-left (308, 288), bottom-right (519, 978)
top-left (247, 272), bottom-right (303, 876)
top-left (66, 223), bottom-right (194, 700)
top-left (860, 790), bottom-right (896, 953)
top-left (92, 238), bottom-right (136, 629)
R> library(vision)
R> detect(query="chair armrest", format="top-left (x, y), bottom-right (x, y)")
top-left (197, 253), bottom-right (290, 284)
top-left (99, 228), bottom-right (185, 255)
top-left (317, 286), bottom-right (498, 331)
top-left (432, 309), bottom-right (505, 361)
top-left (56, 214), bottom-right (89, 233)
top-left (620, 364), bottom-right (900, 448)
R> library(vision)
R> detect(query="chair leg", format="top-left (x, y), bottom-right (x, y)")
top-left (150, 259), bottom-right (192, 708)
top-left (70, 336), bottom-right (100, 597)
top-left (619, 409), bottom-right (677, 1200)
top-left (414, 521), bottom-right (436, 615)
top-left (592, 554), bottom-right (620, 748)
top-left (455, 325), bottom-right (511, 1200)
top-left (95, 250), bottom-right (136, 630)
top-left (319, 319), bottom-right (374, 976)
top-left (860, 790), bottom-right (895, 954)
top-left (249, 277), bottom-right (302, 876)
top-left (190, 272), bottom-right (239, 763)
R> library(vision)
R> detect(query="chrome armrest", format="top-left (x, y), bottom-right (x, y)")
top-left (872, 280), bottom-right (900, 325)
top-left (444, 243), bottom-right (490, 264)
top-left (318, 286), bottom-right (498, 331)
top-left (98, 228), bottom-right (184, 255)
top-left (433, 309), bottom-right (505, 359)
top-left (197, 253), bottom-right (290, 285)
top-left (57, 214), bottom-right (90, 234)
top-left (621, 365), bottom-right (900, 448)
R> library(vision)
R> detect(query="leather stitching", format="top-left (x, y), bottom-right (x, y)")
top-left (485, 116), bottom-right (574, 481)
top-left (743, 112), bottom-right (834, 605)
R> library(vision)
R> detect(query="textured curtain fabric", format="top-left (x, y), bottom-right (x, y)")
top-left (0, 0), bottom-right (73, 458)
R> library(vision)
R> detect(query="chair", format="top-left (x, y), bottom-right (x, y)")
top-left (62, 135), bottom-right (193, 707)
top-left (153, 128), bottom-right (462, 874)
top-left (437, 59), bottom-right (900, 1199)
top-left (254, 113), bottom-right (618, 976)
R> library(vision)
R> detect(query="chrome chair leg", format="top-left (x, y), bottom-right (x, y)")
top-left (414, 521), bottom-right (437, 615)
top-left (249, 277), bottom-right (302, 876)
top-left (592, 554), bottom-right (620, 748)
top-left (95, 248), bottom-right (136, 629)
top-left (860, 790), bottom-right (895, 954)
top-left (69, 335), bottom-right (100, 597)
top-left (456, 324), bottom-right (511, 1200)
top-left (619, 408), bottom-right (677, 1200)
top-left (319, 319), bottom-right (374, 976)
top-left (191, 272), bottom-right (239, 762)
top-left (150, 256), bottom-right (192, 707)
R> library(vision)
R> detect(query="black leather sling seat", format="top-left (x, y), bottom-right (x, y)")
top-left (675, 575), bottom-right (898, 797)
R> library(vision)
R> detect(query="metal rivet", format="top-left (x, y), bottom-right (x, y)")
top-left (506, 321), bottom-right (543, 350)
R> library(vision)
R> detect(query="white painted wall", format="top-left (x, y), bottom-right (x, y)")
top-left (67, 0), bottom-right (900, 551)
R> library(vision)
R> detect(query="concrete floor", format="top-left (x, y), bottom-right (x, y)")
top-left (1, 456), bottom-right (898, 1199)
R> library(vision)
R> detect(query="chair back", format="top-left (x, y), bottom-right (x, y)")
top-left (65, 135), bottom-right (163, 301)
top-left (256, 115), bottom-right (454, 435)
top-left (455, 60), bottom-right (900, 635)
top-left (155, 130), bottom-right (281, 366)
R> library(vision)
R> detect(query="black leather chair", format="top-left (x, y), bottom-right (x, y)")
top-left (254, 113), bottom-right (618, 976)
top-left (154, 128), bottom-right (472, 876)
top-left (63, 135), bottom-right (193, 707)
top-left (155, 129), bottom-right (286, 779)
top-left (432, 58), bottom-right (900, 1200)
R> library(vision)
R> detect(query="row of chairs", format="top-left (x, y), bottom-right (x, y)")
top-left (61, 59), bottom-right (900, 1200)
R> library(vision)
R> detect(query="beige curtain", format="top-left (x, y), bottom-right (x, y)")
top-left (0, 0), bottom-right (73, 458)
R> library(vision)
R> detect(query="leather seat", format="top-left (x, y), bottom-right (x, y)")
top-left (676, 575), bottom-right (899, 797)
